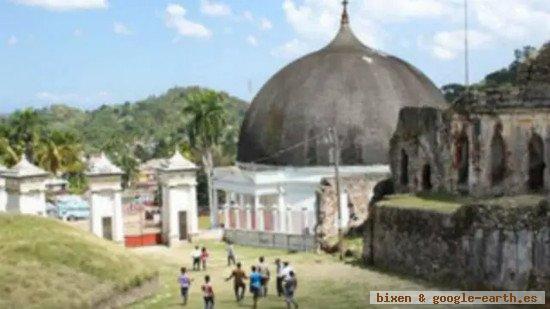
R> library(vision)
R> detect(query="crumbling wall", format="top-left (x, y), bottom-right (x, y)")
top-left (390, 107), bottom-right (453, 193)
top-left (316, 174), bottom-right (386, 245)
top-left (363, 197), bottom-right (550, 292)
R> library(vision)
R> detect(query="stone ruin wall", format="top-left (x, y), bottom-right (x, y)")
top-left (363, 198), bottom-right (550, 292)
top-left (315, 175), bottom-right (386, 245)
top-left (391, 106), bottom-right (550, 197)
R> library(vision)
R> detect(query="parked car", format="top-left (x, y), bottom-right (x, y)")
top-left (53, 195), bottom-right (90, 221)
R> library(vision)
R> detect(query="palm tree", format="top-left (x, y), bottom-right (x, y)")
top-left (183, 89), bottom-right (227, 228)
top-left (9, 108), bottom-right (42, 159)
top-left (34, 130), bottom-right (84, 175)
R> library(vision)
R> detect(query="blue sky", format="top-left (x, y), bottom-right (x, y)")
top-left (1, 0), bottom-right (549, 113)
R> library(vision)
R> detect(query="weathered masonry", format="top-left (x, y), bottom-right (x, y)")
top-left (391, 43), bottom-right (550, 197)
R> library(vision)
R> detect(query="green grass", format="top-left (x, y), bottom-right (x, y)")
top-left (131, 240), bottom-right (437, 309)
top-left (0, 214), bottom-right (156, 308)
top-left (198, 215), bottom-right (211, 230)
top-left (378, 193), bottom-right (466, 213)
top-left (378, 193), bottom-right (547, 214)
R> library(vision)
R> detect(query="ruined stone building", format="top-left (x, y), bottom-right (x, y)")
top-left (391, 43), bottom-right (550, 197)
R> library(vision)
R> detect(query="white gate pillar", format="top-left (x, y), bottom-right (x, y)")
top-left (158, 149), bottom-right (198, 247)
top-left (86, 153), bottom-right (124, 244)
top-left (4, 157), bottom-right (49, 216)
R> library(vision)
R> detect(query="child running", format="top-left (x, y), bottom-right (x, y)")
top-left (226, 242), bottom-right (236, 266)
top-left (249, 266), bottom-right (263, 309)
top-left (201, 275), bottom-right (215, 309)
top-left (201, 247), bottom-right (209, 270)
top-left (178, 267), bottom-right (192, 305)
top-left (191, 246), bottom-right (201, 271)
top-left (283, 271), bottom-right (299, 309)
top-left (275, 258), bottom-right (283, 297)
top-left (257, 256), bottom-right (270, 296)
top-left (225, 262), bottom-right (247, 302)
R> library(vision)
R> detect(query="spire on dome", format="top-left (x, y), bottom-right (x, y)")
top-left (341, 0), bottom-right (349, 26)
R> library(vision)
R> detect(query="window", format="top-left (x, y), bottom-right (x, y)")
top-left (528, 133), bottom-right (545, 191)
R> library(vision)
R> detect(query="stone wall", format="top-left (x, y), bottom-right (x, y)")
top-left (315, 174), bottom-right (388, 246)
top-left (224, 229), bottom-right (316, 251)
top-left (363, 196), bottom-right (550, 292)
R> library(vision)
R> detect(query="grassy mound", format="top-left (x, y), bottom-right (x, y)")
top-left (0, 214), bottom-right (156, 308)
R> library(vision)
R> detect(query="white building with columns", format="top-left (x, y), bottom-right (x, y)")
top-left (3, 157), bottom-right (49, 216)
top-left (214, 165), bottom-right (388, 247)
top-left (158, 150), bottom-right (199, 246)
top-left (86, 153), bottom-right (125, 243)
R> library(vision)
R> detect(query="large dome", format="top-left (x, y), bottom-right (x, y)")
top-left (238, 8), bottom-right (447, 166)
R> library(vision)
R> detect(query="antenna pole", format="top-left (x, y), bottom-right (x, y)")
top-left (464, 0), bottom-right (470, 90)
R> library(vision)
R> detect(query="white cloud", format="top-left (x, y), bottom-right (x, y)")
top-left (200, 0), bottom-right (231, 16)
top-left (6, 35), bottom-right (18, 47)
top-left (73, 28), bottom-right (83, 37)
top-left (165, 3), bottom-right (212, 39)
top-left (242, 10), bottom-right (254, 21)
top-left (429, 30), bottom-right (492, 60)
top-left (11, 0), bottom-right (107, 11)
top-left (271, 38), bottom-right (310, 59)
top-left (36, 91), bottom-right (111, 104)
top-left (113, 22), bottom-right (132, 36)
top-left (361, 0), bottom-right (451, 22)
top-left (36, 91), bottom-right (79, 102)
top-left (280, 0), bottom-right (550, 62)
top-left (246, 35), bottom-right (258, 47)
top-left (259, 18), bottom-right (273, 31)
top-left (472, 0), bottom-right (550, 41)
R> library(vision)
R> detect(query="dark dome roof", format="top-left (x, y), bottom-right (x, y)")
top-left (238, 21), bottom-right (447, 166)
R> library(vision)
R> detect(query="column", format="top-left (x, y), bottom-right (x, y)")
top-left (272, 208), bottom-right (278, 232)
top-left (277, 186), bottom-right (286, 232)
top-left (254, 194), bottom-right (264, 231)
top-left (245, 204), bottom-right (252, 230)
top-left (113, 191), bottom-right (124, 243)
top-left (286, 207), bottom-right (292, 234)
top-left (224, 203), bottom-right (231, 229)
top-left (211, 188), bottom-right (219, 228)
top-left (234, 207), bottom-right (241, 229)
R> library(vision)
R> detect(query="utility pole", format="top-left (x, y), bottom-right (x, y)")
top-left (464, 0), bottom-right (470, 91)
top-left (330, 126), bottom-right (344, 260)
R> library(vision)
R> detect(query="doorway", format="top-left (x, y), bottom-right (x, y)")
top-left (178, 211), bottom-right (188, 240)
top-left (102, 217), bottom-right (113, 240)
top-left (422, 164), bottom-right (432, 191)
top-left (528, 134), bottom-right (545, 191)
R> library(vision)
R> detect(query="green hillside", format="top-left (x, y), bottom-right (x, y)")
top-left (33, 86), bottom-right (248, 162)
top-left (0, 214), bottom-right (156, 308)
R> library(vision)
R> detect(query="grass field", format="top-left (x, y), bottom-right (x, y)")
top-left (0, 214), bottom-right (156, 308)
top-left (131, 241), bottom-right (436, 309)
top-left (378, 193), bottom-right (465, 213)
top-left (198, 215), bottom-right (211, 230)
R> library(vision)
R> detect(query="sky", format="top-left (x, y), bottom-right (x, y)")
top-left (1, 0), bottom-right (549, 113)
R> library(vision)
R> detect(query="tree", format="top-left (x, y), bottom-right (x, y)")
top-left (34, 130), bottom-right (84, 176)
top-left (183, 89), bottom-right (227, 228)
top-left (9, 108), bottom-right (43, 159)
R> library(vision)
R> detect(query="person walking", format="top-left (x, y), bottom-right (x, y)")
top-left (283, 271), bottom-right (299, 309)
top-left (225, 262), bottom-right (247, 302)
top-left (178, 267), bottom-right (193, 305)
top-left (274, 258), bottom-right (284, 297)
top-left (257, 256), bottom-right (270, 297)
top-left (191, 246), bottom-right (201, 271)
top-left (226, 242), bottom-right (236, 266)
top-left (201, 275), bottom-right (215, 309)
top-left (249, 266), bottom-right (263, 309)
top-left (201, 247), bottom-right (210, 270)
